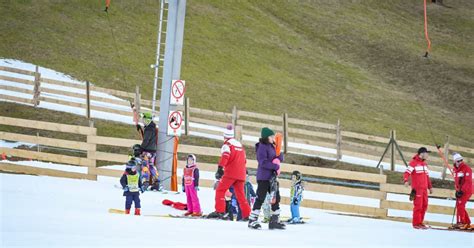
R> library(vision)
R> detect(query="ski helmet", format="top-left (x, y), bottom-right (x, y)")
top-left (141, 112), bottom-right (153, 126)
top-left (292, 170), bottom-right (302, 181)
top-left (187, 154), bottom-right (196, 165)
top-left (132, 144), bottom-right (142, 157)
top-left (126, 159), bottom-right (137, 170)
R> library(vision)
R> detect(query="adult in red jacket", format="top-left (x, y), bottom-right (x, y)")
top-left (207, 125), bottom-right (251, 220)
top-left (404, 147), bottom-right (433, 229)
top-left (452, 153), bottom-right (472, 228)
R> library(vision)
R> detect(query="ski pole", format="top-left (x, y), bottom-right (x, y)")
top-left (451, 199), bottom-right (457, 227)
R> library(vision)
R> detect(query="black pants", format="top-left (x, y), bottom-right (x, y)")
top-left (252, 180), bottom-right (280, 212)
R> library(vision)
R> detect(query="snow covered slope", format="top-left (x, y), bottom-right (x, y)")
top-left (1, 173), bottom-right (472, 248)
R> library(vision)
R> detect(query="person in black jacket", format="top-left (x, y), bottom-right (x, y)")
top-left (120, 159), bottom-right (144, 215)
top-left (138, 112), bottom-right (157, 153)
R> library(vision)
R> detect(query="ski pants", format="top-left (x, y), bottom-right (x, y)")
top-left (291, 197), bottom-right (301, 220)
top-left (456, 192), bottom-right (472, 225)
top-left (185, 184), bottom-right (201, 213)
top-left (215, 177), bottom-right (251, 219)
top-left (412, 188), bottom-right (428, 226)
top-left (125, 192), bottom-right (141, 209)
top-left (253, 180), bottom-right (280, 213)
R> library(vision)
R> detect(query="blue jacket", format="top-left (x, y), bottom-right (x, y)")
top-left (255, 142), bottom-right (283, 181)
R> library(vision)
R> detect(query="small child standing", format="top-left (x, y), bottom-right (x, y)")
top-left (225, 189), bottom-right (234, 221)
top-left (182, 154), bottom-right (202, 217)
top-left (288, 170), bottom-right (304, 224)
top-left (120, 159), bottom-right (144, 215)
top-left (235, 171), bottom-right (256, 221)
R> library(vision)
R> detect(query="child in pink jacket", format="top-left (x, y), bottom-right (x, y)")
top-left (182, 154), bottom-right (202, 216)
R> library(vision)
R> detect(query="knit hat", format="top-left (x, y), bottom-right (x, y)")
top-left (453, 153), bottom-right (463, 162)
top-left (223, 124), bottom-right (234, 139)
top-left (261, 127), bottom-right (275, 139)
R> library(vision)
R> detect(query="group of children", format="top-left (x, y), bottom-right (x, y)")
top-left (120, 150), bottom-right (305, 223)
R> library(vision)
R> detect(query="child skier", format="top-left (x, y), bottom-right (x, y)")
top-left (225, 189), bottom-right (234, 221)
top-left (182, 154), bottom-right (202, 217)
top-left (452, 153), bottom-right (472, 229)
top-left (120, 159), bottom-right (144, 215)
top-left (288, 170), bottom-right (304, 224)
top-left (235, 171), bottom-right (257, 221)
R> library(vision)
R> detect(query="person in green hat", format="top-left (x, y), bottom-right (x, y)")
top-left (248, 127), bottom-right (285, 230)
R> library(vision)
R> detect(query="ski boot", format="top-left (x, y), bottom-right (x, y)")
top-left (191, 212), bottom-right (203, 217)
top-left (269, 214), bottom-right (286, 230)
top-left (134, 208), bottom-right (141, 216)
top-left (184, 211), bottom-right (193, 216)
top-left (206, 211), bottom-right (226, 219)
top-left (125, 209), bottom-right (131, 215)
top-left (248, 211), bottom-right (261, 229)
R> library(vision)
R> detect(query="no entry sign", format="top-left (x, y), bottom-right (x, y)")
top-left (170, 80), bottom-right (186, 106)
top-left (167, 110), bottom-right (183, 136)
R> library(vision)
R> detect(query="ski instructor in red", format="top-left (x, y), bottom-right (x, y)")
top-left (404, 147), bottom-right (433, 229)
top-left (207, 124), bottom-right (251, 220)
top-left (452, 153), bottom-right (472, 229)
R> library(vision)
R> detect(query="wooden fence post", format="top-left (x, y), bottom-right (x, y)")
top-left (235, 125), bottom-right (243, 141)
top-left (379, 176), bottom-right (388, 218)
top-left (135, 86), bottom-right (141, 115)
top-left (185, 97), bottom-right (190, 135)
top-left (336, 119), bottom-right (342, 161)
top-left (37, 132), bottom-right (41, 152)
top-left (86, 81), bottom-right (91, 120)
top-left (232, 106), bottom-right (238, 135)
top-left (441, 135), bottom-right (450, 180)
top-left (390, 130), bottom-right (396, 171)
top-left (86, 122), bottom-right (98, 181)
top-left (33, 65), bottom-right (41, 107)
top-left (283, 113), bottom-right (289, 154)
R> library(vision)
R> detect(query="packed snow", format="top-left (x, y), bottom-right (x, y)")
top-left (1, 173), bottom-right (472, 248)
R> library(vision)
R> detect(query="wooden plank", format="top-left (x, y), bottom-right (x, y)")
top-left (449, 144), bottom-right (474, 155)
top-left (0, 84), bottom-right (34, 94)
top-left (40, 96), bottom-right (132, 117)
top-left (0, 147), bottom-right (94, 167)
top-left (0, 163), bottom-right (96, 180)
top-left (238, 119), bottom-right (283, 132)
top-left (190, 107), bottom-right (232, 120)
top-left (41, 87), bottom-right (130, 107)
top-left (278, 179), bottom-right (385, 199)
top-left (91, 151), bottom-right (128, 163)
top-left (41, 77), bottom-right (85, 90)
top-left (281, 197), bottom-right (387, 217)
top-left (286, 146), bottom-right (337, 159)
top-left (279, 163), bottom-right (387, 183)
top-left (0, 94), bottom-right (34, 105)
top-left (341, 131), bottom-right (389, 144)
top-left (287, 136), bottom-right (337, 149)
top-left (189, 126), bottom-right (223, 136)
top-left (180, 144), bottom-right (221, 157)
top-left (381, 200), bottom-right (474, 216)
top-left (189, 117), bottom-right (229, 129)
top-left (289, 127), bottom-right (337, 140)
top-left (93, 167), bottom-right (123, 178)
top-left (0, 131), bottom-right (94, 151)
top-left (379, 183), bottom-right (471, 200)
top-left (90, 85), bottom-right (135, 98)
top-left (0, 75), bottom-right (35, 85)
top-left (238, 110), bottom-right (282, 122)
top-left (0, 66), bottom-right (36, 76)
top-left (287, 117), bottom-right (337, 130)
top-left (87, 136), bottom-right (141, 147)
top-left (0, 116), bottom-right (96, 135)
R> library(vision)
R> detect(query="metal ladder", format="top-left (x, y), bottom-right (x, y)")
top-left (151, 0), bottom-right (169, 115)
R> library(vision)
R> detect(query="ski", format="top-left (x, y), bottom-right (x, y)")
top-left (429, 226), bottom-right (474, 232)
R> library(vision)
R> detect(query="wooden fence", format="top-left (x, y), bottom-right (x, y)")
top-left (0, 116), bottom-right (472, 227)
top-left (1, 65), bottom-right (473, 181)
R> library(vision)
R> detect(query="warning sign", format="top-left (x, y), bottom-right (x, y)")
top-left (167, 110), bottom-right (183, 136)
top-left (170, 80), bottom-right (186, 106)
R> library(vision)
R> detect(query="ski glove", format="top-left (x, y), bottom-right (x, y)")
top-left (292, 198), bottom-right (298, 205)
top-left (409, 189), bottom-right (416, 201)
top-left (123, 186), bottom-right (129, 192)
top-left (215, 166), bottom-right (224, 180)
top-left (456, 191), bottom-right (463, 199)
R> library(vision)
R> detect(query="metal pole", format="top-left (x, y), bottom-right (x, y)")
top-left (152, 0), bottom-right (166, 114)
top-left (390, 130), bottom-right (396, 171)
top-left (157, 0), bottom-right (186, 191)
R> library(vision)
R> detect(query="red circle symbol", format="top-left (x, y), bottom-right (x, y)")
top-left (168, 111), bottom-right (183, 130)
top-left (171, 80), bottom-right (185, 99)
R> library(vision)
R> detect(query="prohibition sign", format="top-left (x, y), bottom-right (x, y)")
top-left (171, 80), bottom-right (185, 100)
top-left (168, 111), bottom-right (183, 131)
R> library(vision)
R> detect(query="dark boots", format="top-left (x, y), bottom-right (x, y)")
top-left (269, 214), bottom-right (286, 230)
top-left (248, 211), bottom-right (261, 229)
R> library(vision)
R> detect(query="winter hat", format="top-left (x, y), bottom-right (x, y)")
top-left (223, 124), bottom-right (234, 139)
top-left (453, 153), bottom-right (463, 162)
top-left (126, 159), bottom-right (137, 170)
top-left (261, 127), bottom-right (275, 139)
top-left (187, 154), bottom-right (197, 165)
top-left (417, 147), bottom-right (431, 154)
top-left (141, 112), bottom-right (153, 125)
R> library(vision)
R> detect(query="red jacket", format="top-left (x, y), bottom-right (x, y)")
top-left (454, 162), bottom-right (472, 194)
top-left (404, 154), bottom-right (432, 190)
top-left (218, 138), bottom-right (247, 181)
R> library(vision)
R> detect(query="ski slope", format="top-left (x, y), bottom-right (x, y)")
top-left (1, 173), bottom-right (472, 248)
top-left (0, 59), bottom-right (436, 178)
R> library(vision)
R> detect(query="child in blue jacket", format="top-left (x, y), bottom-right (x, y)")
top-left (120, 159), bottom-right (144, 215)
top-left (288, 170), bottom-right (304, 224)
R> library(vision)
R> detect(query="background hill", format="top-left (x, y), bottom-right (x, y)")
top-left (1, 0), bottom-right (473, 146)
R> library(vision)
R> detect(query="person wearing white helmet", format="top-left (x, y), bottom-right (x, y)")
top-left (452, 153), bottom-right (472, 229)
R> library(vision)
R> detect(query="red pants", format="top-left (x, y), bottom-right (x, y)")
top-left (412, 188), bottom-right (428, 226)
top-left (215, 177), bottom-right (251, 219)
top-left (456, 192), bottom-right (472, 225)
